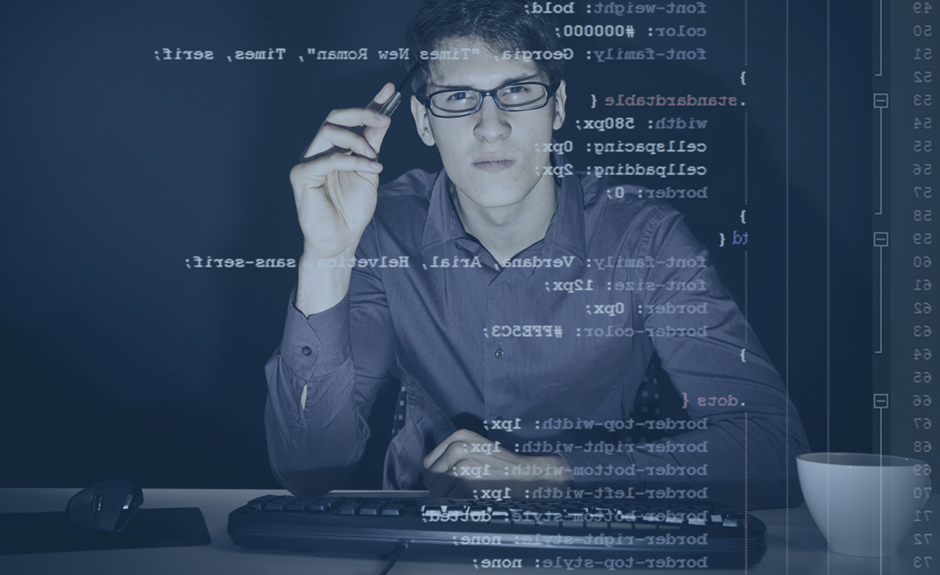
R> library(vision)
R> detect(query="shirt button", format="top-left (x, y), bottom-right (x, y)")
top-left (495, 348), bottom-right (504, 359)
top-left (301, 346), bottom-right (312, 356)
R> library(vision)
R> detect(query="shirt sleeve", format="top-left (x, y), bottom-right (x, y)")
top-left (559, 205), bottom-right (811, 509)
top-left (263, 221), bottom-right (395, 498)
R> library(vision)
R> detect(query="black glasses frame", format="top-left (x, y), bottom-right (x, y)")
top-left (422, 81), bottom-right (561, 118)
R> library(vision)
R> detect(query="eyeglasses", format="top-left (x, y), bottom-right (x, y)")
top-left (423, 81), bottom-right (560, 118)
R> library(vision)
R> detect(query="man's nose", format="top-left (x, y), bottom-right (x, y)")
top-left (473, 96), bottom-right (511, 142)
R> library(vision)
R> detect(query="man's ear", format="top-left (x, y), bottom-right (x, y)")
top-left (411, 95), bottom-right (436, 146)
top-left (552, 80), bottom-right (567, 131)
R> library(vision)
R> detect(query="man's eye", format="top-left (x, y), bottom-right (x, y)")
top-left (448, 91), bottom-right (473, 101)
top-left (503, 85), bottom-right (531, 94)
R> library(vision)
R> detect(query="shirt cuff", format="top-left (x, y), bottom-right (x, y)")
top-left (279, 287), bottom-right (351, 380)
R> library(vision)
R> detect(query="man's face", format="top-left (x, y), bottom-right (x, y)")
top-left (410, 38), bottom-right (567, 212)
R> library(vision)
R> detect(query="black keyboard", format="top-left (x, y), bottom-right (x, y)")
top-left (228, 492), bottom-right (766, 569)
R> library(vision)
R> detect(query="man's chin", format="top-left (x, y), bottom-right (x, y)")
top-left (457, 188), bottom-right (530, 210)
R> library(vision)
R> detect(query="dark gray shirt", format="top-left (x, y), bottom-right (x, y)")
top-left (265, 166), bottom-right (810, 508)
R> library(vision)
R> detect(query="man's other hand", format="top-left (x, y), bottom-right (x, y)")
top-left (422, 429), bottom-right (574, 498)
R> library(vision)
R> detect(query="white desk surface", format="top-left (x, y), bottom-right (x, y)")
top-left (0, 488), bottom-right (923, 574)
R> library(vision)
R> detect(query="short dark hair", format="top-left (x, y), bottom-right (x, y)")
top-left (405, 0), bottom-right (564, 95)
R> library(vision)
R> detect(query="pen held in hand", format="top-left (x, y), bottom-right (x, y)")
top-left (299, 64), bottom-right (419, 162)
top-left (348, 63), bottom-right (418, 138)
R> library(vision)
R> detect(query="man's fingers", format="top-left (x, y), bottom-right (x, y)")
top-left (323, 106), bottom-right (392, 131)
top-left (297, 154), bottom-right (382, 179)
top-left (422, 430), bottom-right (498, 495)
top-left (424, 442), bottom-right (469, 477)
top-left (303, 124), bottom-right (381, 161)
top-left (364, 118), bottom-right (392, 157)
top-left (300, 105), bottom-right (391, 160)
top-left (290, 155), bottom-right (382, 191)
top-left (366, 82), bottom-right (396, 112)
top-left (362, 82), bottom-right (397, 154)
top-left (301, 123), bottom-right (382, 162)
top-left (299, 84), bottom-right (395, 160)
top-left (423, 429), bottom-right (486, 471)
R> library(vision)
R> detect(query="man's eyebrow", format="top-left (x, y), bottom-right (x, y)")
top-left (430, 73), bottom-right (543, 92)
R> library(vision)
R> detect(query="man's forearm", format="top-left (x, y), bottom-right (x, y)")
top-left (264, 350), bottom-right (365, 497)
top-left (263, 287), bottom-right (370, 497)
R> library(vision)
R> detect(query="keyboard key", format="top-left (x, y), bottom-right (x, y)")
top-left (246, 495), bottom-right (277, 511)
top-left (610, 521), bottom-right (633, 531)
top-left (305, 499), bottom-right (336, 512)
top-left (468, 509), bottom-right (489, 522)
top-left (381, 504), bottom-right (406, 516)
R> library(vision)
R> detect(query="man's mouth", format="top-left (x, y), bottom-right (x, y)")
top-left (472, 155), bottom-right (515, 172)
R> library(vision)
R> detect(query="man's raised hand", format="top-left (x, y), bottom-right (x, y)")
top-left (291, 83), bottom-right (395, 261)
top-left (291, 83), bottom-right (395, 315)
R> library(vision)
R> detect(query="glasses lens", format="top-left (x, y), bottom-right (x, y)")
top-left (496, 84), bottom-right (548, 110)
top-left (429, 84), bottom-right (550, 116)
top-left (430, 90), bottom-right (481, 115)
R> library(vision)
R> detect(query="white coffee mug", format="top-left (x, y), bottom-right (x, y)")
top-left (796, 452), bottom-right (931, 557)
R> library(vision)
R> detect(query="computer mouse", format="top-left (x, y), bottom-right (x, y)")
top-left (66, 480), bottom-right (143, 534)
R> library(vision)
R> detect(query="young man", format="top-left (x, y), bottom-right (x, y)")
top-left (266, 0), bottom-right (809, 508)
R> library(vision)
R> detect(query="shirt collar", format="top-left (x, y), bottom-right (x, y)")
top-left (420, 153), bottom-right (587, 263)
top-left (420, 170), bottom-right (465, 251)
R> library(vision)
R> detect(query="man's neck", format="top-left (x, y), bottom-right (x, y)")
top-left (451, 177), bottom-right (559, 266)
